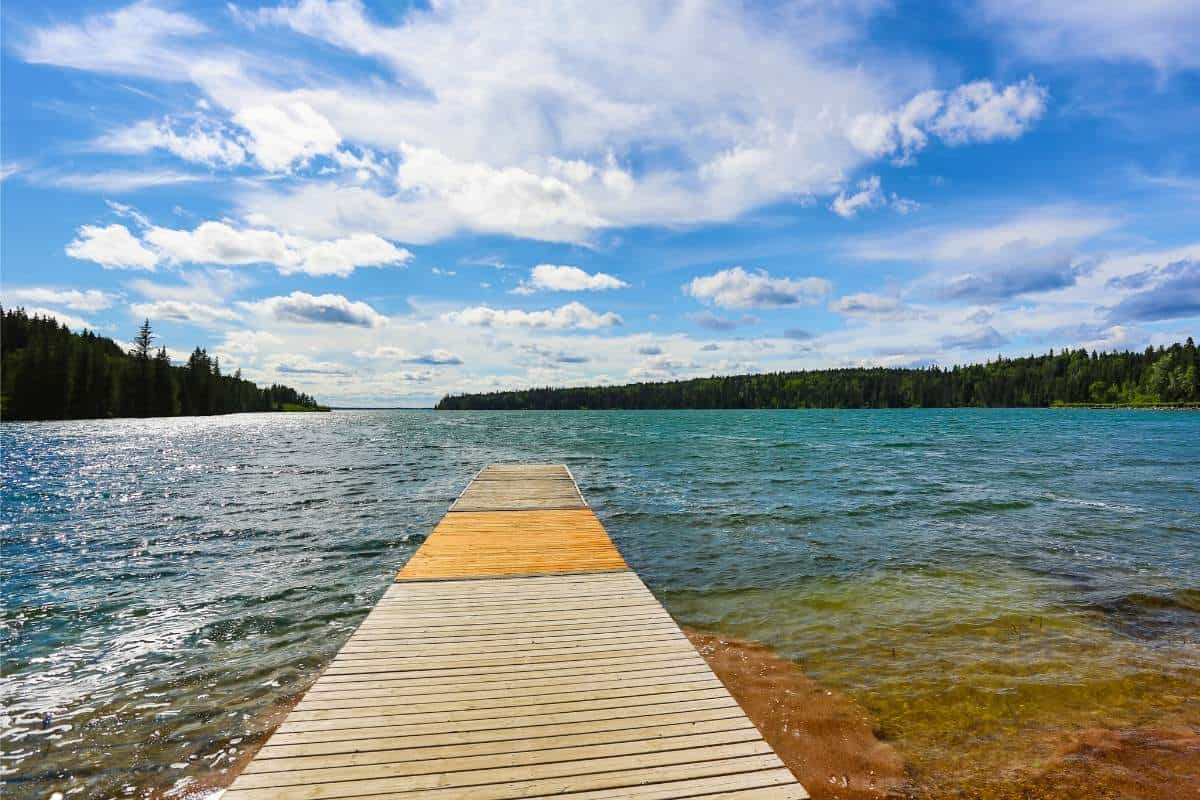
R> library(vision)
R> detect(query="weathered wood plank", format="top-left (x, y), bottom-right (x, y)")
top-left (224, 464), bottom-right (808, 799)
top-left (244, 717), bottom-right (756, 773)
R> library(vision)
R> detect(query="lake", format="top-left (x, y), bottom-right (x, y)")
top-left (2, 409), bottom-right (1198, 798)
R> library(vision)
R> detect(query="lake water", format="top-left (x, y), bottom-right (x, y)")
top-left (3, 409), bottom-right (1198, 798)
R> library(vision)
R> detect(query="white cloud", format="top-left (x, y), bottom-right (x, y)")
top-left (513, 264), bottom-right (629, 294)
top-left (394, 145), bottom-right (607, 243)
top-left (830, 175), bottom-right (885, 218)
top-left (234, 102), bottom-right (341, 172)
top-left (66, 224), bottom-right (159, 270)
top-left (443, 302), bottom-right (622, 330)
top-left (97, 117), bottom-right (246, 167)
top-left (37, 169), bottom-right (206, 193)
top-left (240, 291), bottom-right (386, 328)
top-left (219, 1), bottom-right (937, 240)
top-left (3, 287), bottom-right (116, 312)
top-left (848, 207), bottom-right (1115, 263)
top-left (333, 147), bottom-right (389, 179)
top-left (355, 346), bottom-right (463, 365)
top-left (978, 1), bottom-right (1200, 74)
top-left (130, 299), bottom-right (240, 326)
top-left (830, 176), bottom-right (919, 218)
top-left (684, 267), bottom-right (832, 309)
top-left (17, 2), bottom-right (208, 79)
top-left (930, 79), bottom-right (1049, 145)
top-left (847, 79), bottom-right (1047, 162)
top-left (1, 161), bottom-right (28, 181)
top-left (18, 2), bottom-right (1058, 244)
top-left (16, 307), bottom-right (96, 332)
top-left (846, 91), bottom-right (942, 160)
top-left (91, 220), bottom-right (415, 277)
top-left (830, 293), bottom-right (908, 318)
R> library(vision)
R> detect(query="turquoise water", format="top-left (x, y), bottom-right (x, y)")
top-left (2, 409), bottom-right (1198, 797)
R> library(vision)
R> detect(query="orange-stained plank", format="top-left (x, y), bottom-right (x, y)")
top-left (397, 509), bottom-right (627, 580)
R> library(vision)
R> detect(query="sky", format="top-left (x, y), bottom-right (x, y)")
top-left (1, 1), bottom-right (1198, 407)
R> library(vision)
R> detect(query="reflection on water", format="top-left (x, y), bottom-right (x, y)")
top-left (2, 409), bottom-right (1198, 798)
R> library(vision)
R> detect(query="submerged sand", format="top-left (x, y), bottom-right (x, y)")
top-left (685, 627), bottom-right (1200, 800)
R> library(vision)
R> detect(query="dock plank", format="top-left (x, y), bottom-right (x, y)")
top-left (224, 464), bottom-right (808, 799)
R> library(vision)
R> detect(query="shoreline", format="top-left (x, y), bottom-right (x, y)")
top-left (117, 626), bottom-right (1200, 800)
top-left (684, 628), bottom-right (1200, 800)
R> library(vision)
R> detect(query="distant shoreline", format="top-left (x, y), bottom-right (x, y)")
top-left (436, 341), bottom-right (1199, 411)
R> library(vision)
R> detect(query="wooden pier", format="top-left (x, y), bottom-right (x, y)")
top-left (223, 464), bottom-right (808, 799)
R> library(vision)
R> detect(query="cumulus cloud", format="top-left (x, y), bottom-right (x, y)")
top-left (67, 219), bottom-right (411, 277)
top-left (830, 176), bottom-right (885, 218)
top-left (829, 176), bottom-right (919, 218)
top-left (443, 302), bottom-right (622, 330)
top-left (66, 224), bottom-right (159, 269)
top-left (931, 79), bottom-right (1049, 145)
top-left (130, 299), bottom-right (240, 326)
top-left (521, 344), bottom-right (589, 365)
top-left (847, 78), bottom-right (1047, 163)
top-left (783, 328), bottom-right (815, 340)
top-left (684, 267), bottom-right (832, 309)
top-left (1107, 260), bottom-right (1200, 322)
top-left (408, 350), bottom-right (464, 365)
top-left (273, 357), bottom-right (354, 376)
top-left (97, 117), bottom-right (246, 167)
top-left (689, 312), bottom-right (740, 331)
top-left (395, 145), bottom-right (607, 242)
top-left (355, 346), bottom-right (463, 365)
top-left (240, 291), bottom-right (387, 328)
top-left (196, 2), bottom-right (972, 241)
top-left (234, 102), bottom-right (341, 172)
top-left (3, 287), bottom-right (116, 312)
top-left (513, 264), bottom-right (629, 294)
top-left (941, 258), bottom-right (1081, 301)
top-left (847, 207), bottom-right (1117, 303)
top-left (19, 2), bottom-right (1058, 245)
top-left (830, 293), bottom-right (908, 317)
top-left (941, 326), bottom-right (1010, 350)
top-left (630, 354), bottom-right (701, 380)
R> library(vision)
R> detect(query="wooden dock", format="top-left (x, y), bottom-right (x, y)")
top-left (223, 464), bottom-right (808, 799)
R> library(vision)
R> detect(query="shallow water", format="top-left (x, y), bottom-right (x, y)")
top-left (2, 409), bottom-right (1198, 798)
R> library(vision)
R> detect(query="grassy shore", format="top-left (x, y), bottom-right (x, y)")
top-left (277, 402), bottom-right (331, 412)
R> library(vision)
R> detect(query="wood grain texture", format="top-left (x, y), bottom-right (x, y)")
top-left (223, 465), bottom-right (808, 799)
top-left (396, 508), bottom-right (625, 580)
top-left (449, 464), bottom-right (587, 511)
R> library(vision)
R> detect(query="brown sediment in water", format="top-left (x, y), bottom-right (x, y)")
top-left (684, 627), bottom-right (907, 800)
top-left (686, 626), bottom-right (1200, 800)
top-left (954, 720), bottom-right (1200, 800)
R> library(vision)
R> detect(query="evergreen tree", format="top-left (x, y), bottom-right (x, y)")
top-left (0, 308), bottom-right (323, 421)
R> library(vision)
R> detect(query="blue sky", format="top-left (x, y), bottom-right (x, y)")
top-left (2, 1), bottom-right (1198, 406)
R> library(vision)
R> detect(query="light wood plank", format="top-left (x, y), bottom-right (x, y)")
top-left (226, 465), bottom-right (807, 800)
top-left (245, 717), bottom-right (757, 773)
top-left (224, 742), bottom-right (776, 799)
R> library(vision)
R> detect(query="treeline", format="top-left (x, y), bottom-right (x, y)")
top-left (437, 340), bottom-right (1200, 410)
top-left (1, 308), bottom-right (325, 421)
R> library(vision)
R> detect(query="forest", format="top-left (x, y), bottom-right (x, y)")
top-left (1, 308), bottom-right (326, 421)
top-left (437, 340), bottom-right (1200, 410)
